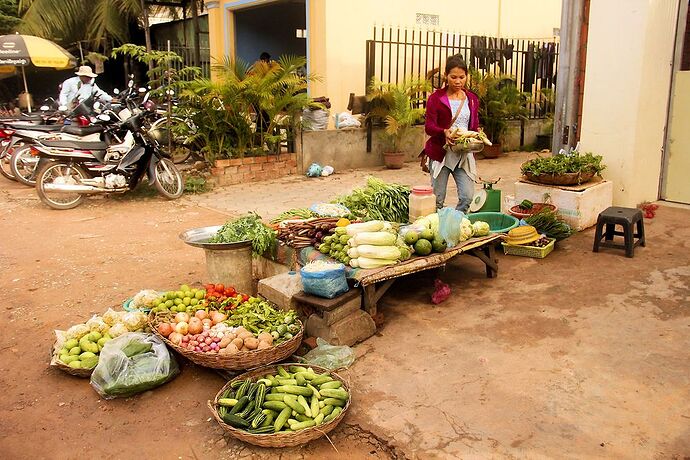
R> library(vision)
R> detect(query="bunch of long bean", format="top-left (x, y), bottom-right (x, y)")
top-left (525, 209), bottom-right (573, 241)
top-left (334, 177), bottom-right (410, 223)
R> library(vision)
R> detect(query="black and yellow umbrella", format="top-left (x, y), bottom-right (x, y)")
top-left (0, 34), bottom-right (77, 111)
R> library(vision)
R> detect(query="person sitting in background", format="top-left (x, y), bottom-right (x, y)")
top-left (58, 65), bottom-right (112, 109)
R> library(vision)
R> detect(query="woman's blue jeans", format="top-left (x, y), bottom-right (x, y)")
top-left (431, 164), bottom-right (474, 213)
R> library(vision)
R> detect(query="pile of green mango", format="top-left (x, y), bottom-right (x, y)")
top-left (58, 331), bottom-right (112, 370)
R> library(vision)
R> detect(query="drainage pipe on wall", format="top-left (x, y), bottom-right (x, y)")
top-left (552, 0), bottom-right (585, 154)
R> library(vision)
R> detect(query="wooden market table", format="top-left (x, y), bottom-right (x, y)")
top-left (352, 234), bottom-right (502, 316)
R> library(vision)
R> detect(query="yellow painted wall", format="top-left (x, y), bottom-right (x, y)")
top-left (579, 0), bottom-right (678, 207)
top-left (210, 0), bottom-right (560, 114)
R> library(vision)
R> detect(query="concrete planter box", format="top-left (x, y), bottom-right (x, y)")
top-left (209, 153), bottom-right (298, 185)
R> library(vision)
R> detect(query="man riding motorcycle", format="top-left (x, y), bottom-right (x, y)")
top-left (58, 65), bottom-right (113, 110)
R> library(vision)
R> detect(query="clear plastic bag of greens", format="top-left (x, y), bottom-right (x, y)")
top-left (302, 338), bottom-right (355, 370)
top-left (90, 332), bottom-right (179, 399)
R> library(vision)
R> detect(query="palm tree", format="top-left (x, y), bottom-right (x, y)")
top-left (18, 0), bottom-right (141, 50)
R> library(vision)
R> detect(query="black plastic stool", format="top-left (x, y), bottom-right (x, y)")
top-left (592, 206), bottom-right (646, 257)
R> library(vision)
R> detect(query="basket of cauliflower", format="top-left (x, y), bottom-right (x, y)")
top-left (51, 309), bottom-right (150, 377)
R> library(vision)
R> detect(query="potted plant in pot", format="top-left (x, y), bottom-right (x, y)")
top-left (366, 78), bottom-right (431, 169)
top-left (469, 70), bottom-right (528, 158)
top-left (534, 88), bottom-right (555, 150)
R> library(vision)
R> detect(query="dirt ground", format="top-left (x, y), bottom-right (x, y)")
top-left (1, 155), bottom-right (689, 460)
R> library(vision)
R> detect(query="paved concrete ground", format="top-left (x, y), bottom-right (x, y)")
top-left (186, 151), bottom-right (533, 220)
top-left (2, 151), bottom-right (688, 459)
top-left (187, 153), bottom-right (690, 459)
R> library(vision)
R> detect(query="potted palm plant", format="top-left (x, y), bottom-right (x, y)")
top-left (469, 70), bottom-right (528, 158)
top-left (366, 78), bottom-right (431, 169)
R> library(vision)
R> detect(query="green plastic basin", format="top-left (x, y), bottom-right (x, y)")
top-left (467, 212), bottom-right (519, 233)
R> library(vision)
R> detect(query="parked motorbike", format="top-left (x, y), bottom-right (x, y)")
top-left (31, 94), bottom-right (184, 210)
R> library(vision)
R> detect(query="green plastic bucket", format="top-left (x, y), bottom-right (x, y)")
top-left (467, 212), bottom-right (519, 233)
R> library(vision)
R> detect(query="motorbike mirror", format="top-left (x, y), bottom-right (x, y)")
top-left (113, 88), bottom-right (120, 95)
top-left (93, 101), bottom-right (102, 111)
top-left (138, 87), bottom-right (147, 93)
top-left (40, 105), bottom-right (50, 111)
top-left (58, 105), bottom-right (68, 112)
top-left (97, 114), bottom-right (111, 122)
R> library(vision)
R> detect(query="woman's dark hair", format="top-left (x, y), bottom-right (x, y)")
top-left (445, 54), bottom-right (468, 75)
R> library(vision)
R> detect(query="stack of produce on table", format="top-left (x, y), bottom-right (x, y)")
top-left (149, 284), bottom-right (250, 315)
top-left (269, 208), bottom-right (316, 225)
top-left (309, 203), bottom-right (352, 218)
top-left (345, 221), bottom-right (410, 269)
top-left (53, 309), bottom-right (149, 370)
top-left (151, 295), bottom-right (301, 355)
top-left (400, 213), bottom-right (447, 256)
top-left (210, 213), bottom-right (277, 256)
top-left (319, 225), bottom-right (353, 265)
top-left (214, 365), bottom-right (349, 434)
top-left (445, 127), bottom-right (492, 152)
top-left (276, 217), bottom-right (345, 249)
top-left (333, 176), bottom-right (411, 223)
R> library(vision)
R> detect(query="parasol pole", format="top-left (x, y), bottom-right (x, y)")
top-left (20, 66), bottom-right (31, 113)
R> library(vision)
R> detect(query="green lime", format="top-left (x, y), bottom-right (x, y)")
top-left (165, 291), bottom-right (175, 300)
top-left (190, 298), bottom-right (199, 306)
top-left (180, 284), bottom-right (191, 292)
top-left (175, 290), bottom-right (185, 299)
top-left (420, 229), bottom-right (434, 241)
top-left (404, 231), bottom-right (419, 245)
top-left (194, 291), bottom-right (205, 300)
top-left (183, 297), bottom-right (191, 306)
top-left (414, 239), bottom-right (433, 256)
top-left (173, 298), bottom-right (182, 305)
top-left (165, 299), bottom-right (174, 308)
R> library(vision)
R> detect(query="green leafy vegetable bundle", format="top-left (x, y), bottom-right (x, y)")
top-left (210, 213), bottom-right (277, 256)
top-left (334, 176), bottom-right (410, 223)
top-left (525, 209), bottom-right (573, 241)
top-left (521, 152), bottom-right (605, 176)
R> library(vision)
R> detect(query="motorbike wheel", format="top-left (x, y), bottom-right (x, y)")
top-left (36, 162), bottom-right (87, 210)
top-left (10, 145), bottom-right (39, 186)
top-left (0, 142), bottom-right (17, 180)
top-left (149, 116), bottom-right (193, 164)
top-left (153, 158), bottom-right (184, 199)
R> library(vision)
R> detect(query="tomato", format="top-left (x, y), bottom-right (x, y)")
top-left (214, 283), bottom-right (224, 292)
top-left (242, 294), bottom-right (249, 302)
top-left (225, 287), bottom-right (236, 296)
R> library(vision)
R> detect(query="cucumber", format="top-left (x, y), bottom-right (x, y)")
top-left (310, 374), bottom-right (333, 386)
top-left (221, 413), bottom-right (250, 428)
top-left (274, 406), bottom-right (292, 431)
top-left (276, 378), bottom-right (298, 386)
top-left (283, 395), bottom-right (306, 414)
top-left (247, 382), bottom-right (260, 400)
top-left (310, 395), bottom-right (320, 417)
top-left (235, 379), bottom-right (251, 400)
top-left (248, 426), bottom-right (276, 435)
top-left (265, 393), bottom-right (290, 402)
top-left (307, 384), bottom-right (321, 399)
top-left (322, 397), bottom-right (346, 407)
top-left (289, 365), bottom-right (308, 373)
top-left (277, 366), bottom-right (290, 378)
top-left (236, 400), bottom-right (256, 419)
top-left (295, 373), bottom-right (306, 386)
top-left (314, 413), bottom-right (325, 425)
top-left (218, 398), bottom-right (238, 407)
top-left (321, 405), bottom-right (334, 416)
top-left (251, 412), bottom-right (267, 429)
top-left (229, 396), bottom-right (249, 415)
top-left (254, 383), bottom-right (267, 407)
top-left (275, 385), bottom-right (313, 397)
top-left (320, 388), bottom-right (349, 400)
top-left (294, 413), bottom-right (312, 422)
top-left (260, 411), bottom-right (275, 428)
top-left (319, 381), bottom-right (342, 390)
top-left (297, 395), bottom-right (312, 417)
top-left (290, 420), bottom-right (316, 431)
top-left (263, 400), bottom-right (288, 411)
top-left (323, 406), bottom-right (342, 423)
top-left (230, 379), bottom-right (246, 390)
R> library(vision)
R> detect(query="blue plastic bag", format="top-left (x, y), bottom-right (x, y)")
top-left (306, 163), bottom-right (323, 177)
top-left (438, 207), bottom-right (465, 247)
top-left (300, 264), bottom-right (349, 299)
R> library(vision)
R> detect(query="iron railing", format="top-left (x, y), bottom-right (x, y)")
top-left (155, 43), bottom-right (211, 78)
top-left (365, 26), bottom-right (559, 118)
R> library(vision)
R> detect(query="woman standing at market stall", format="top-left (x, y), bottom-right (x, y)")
top-left (422, 55), bottom-right (480, 212)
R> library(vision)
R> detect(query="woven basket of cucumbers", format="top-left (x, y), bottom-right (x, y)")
top-left (208, 363), bottom-right (351, 447)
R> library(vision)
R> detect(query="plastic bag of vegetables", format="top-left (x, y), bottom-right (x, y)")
top-left (438, 207), bottom-right (466, 247)
top-left (90, 332), bottom-right (179, 399)
top-left (300, 261), bottom-right (349, 299)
